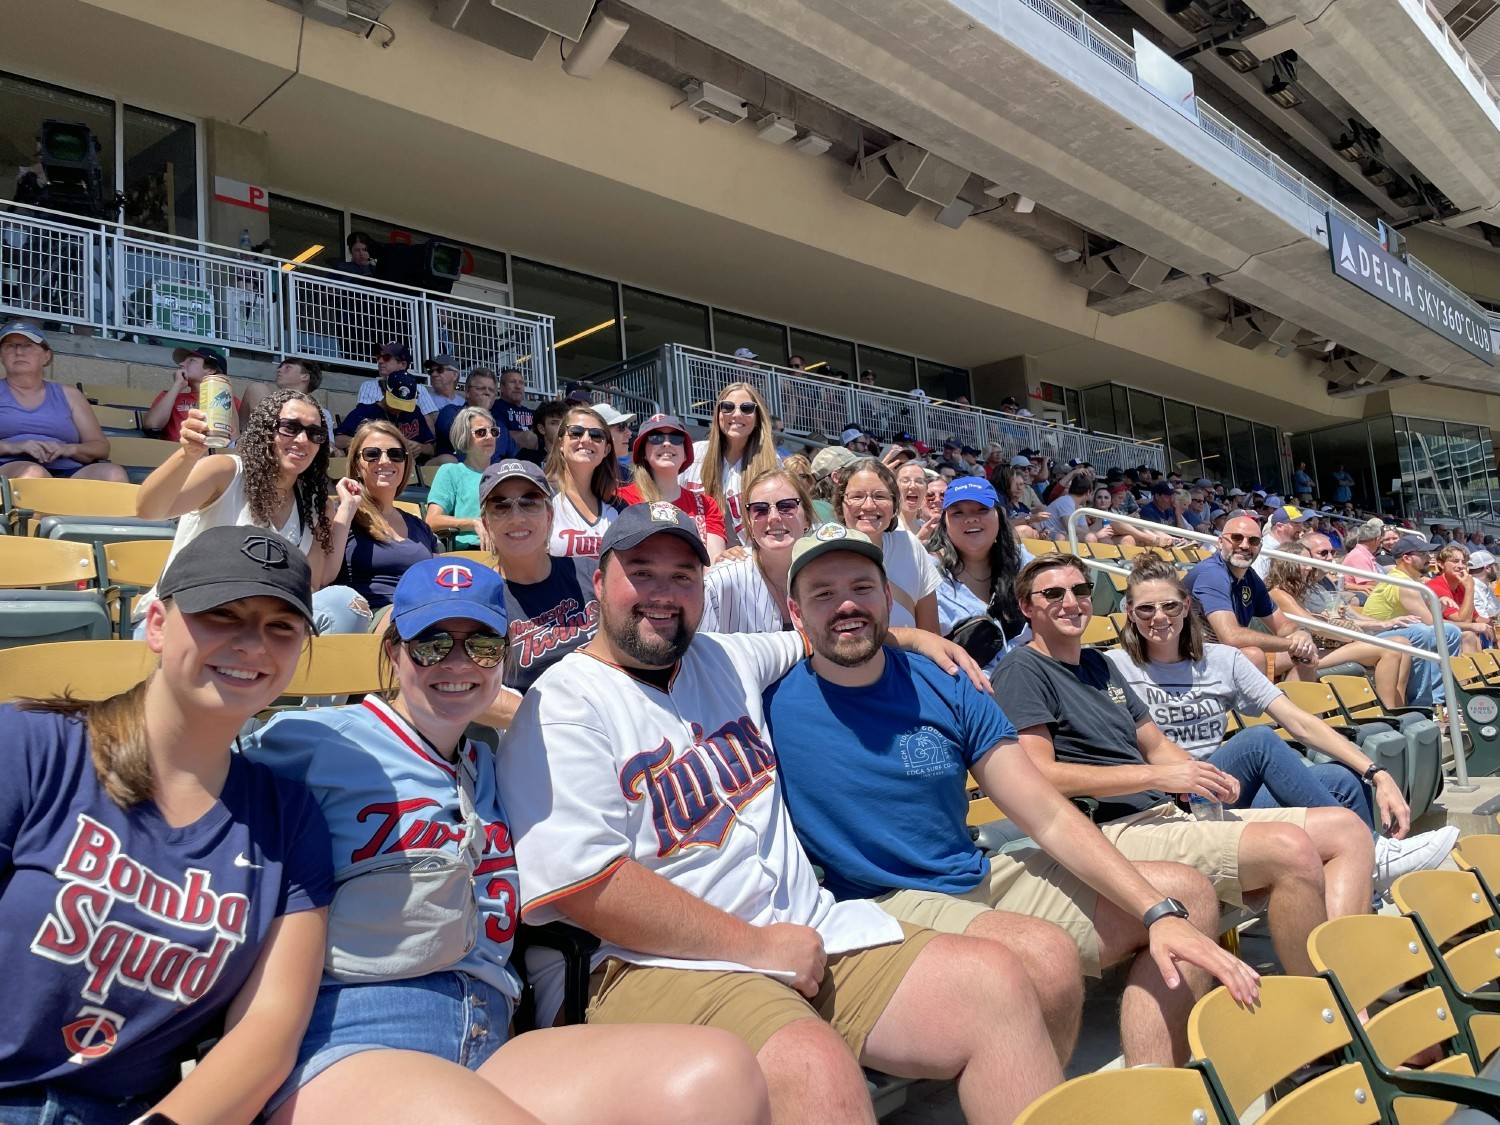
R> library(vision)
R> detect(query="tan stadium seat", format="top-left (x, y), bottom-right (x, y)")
top-left (326, 456), bottom-right (349, 481)
top-left (1014, 1065), bottom-right (1228, 1125)
top-left (394, 500), bottom-right (423, 519)
top-left (104, 436), bottom-right (179, 472)
top-left (0, 639), bottom-right (155, 704)
top-left (98, 539), bottom-right (173, 633)
top-left (78, 383), bottom-right (162, 410)
top-left (440, 550), bottom-right (494, 567)
top-left (277, 632), bottom-right (385, 700)
top-left (1079, 615), bottom-right (1119, 649)
top-left (0, 538), bottom-right (114, 649)
top-left (4, 477), bottom-right (142, 533)
top-left (91, 404), bottom-right (143, 431)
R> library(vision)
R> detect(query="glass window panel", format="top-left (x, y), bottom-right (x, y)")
top-left (1081, 384), bottom-right (1115, 434)
top-left (1367, 415), bottom-right (1403, 519)
top-left (917, 359), bottom-right (970, 402)
top-left (0, 72), bottom-right (115, 218)
top-left (856, 345), bottom-right (917, 392)
top-left (269, 195), bottom-right (343, 270)
top-left (1163, 399), bottom-right (1201, 479)
top-left (621, 286), bottom-right (708, 355)
top-left (1405, 417), bottom-right (1456, 518)
top-left (1111, 386), bottom-right (1132, 436)
top-left (1289, 433), bottom-right (1315, 499)
top-left (351, 213), bottom-right (508, 287)
top-left (1198, 410), bottom-right (1229, 485)
top-left (1063, 387), bottom-right (1082, 428)
top-left (1127, 390), bottom-right (1165, 450)
top-left (123, 106), bottom-right (196, 238)
top-left (1301, 422), bottom-right (1371, 515)
top-left (713, 310), bottom-right (786, 366)
top-left (1445, 422), bottom-right (1495, 522)
top-left (787, 327), bottom-right (854, 381)
top-left (1253, 424), bottom-right (1284, 494)
top-left (1225, 415), bottom-right (1255, 487)
top-left (510, 258), bottom-right (620, 382)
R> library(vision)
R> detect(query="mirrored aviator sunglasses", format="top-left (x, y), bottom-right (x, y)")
top-left (404, 630), bottom-right (507, 668)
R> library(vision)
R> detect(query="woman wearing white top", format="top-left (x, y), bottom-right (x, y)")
top-left (544, 403), bottom-right (618, 559)
top-left (701, 467), bottom-right (814, 634)
top-left (894, 459), bottom-right (929, 536)
top-left (834, 457), bottom-right (941, 632)
top-left (927, 477), bottom-right (1031, 674)
top-left (134, 389), bottom-right (370, 635)
top-left (678, 381), bottom-right (779, 547)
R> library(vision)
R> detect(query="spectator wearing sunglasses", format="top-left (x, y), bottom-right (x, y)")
top-left (543, 403), bottom-right (619, 558)
top-left (338, 420), bottom-right (437, 611)
top-left (700, 467), bottom-right (816, 633)
top-left (1182, 515), bottom-right (1319, 684)
top-left (616, 414), bottom-right (727, 562)
top-left (425, 407), bottom-right (502, 551)
top-left (680, 381), bottom-right (780, 548)
top-left (134, 389), bottom-right (372, 635)
top-left (336, 370), bottom-right (435, 458)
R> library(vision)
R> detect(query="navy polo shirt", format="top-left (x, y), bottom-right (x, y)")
top-left (1184, 551), bottom-right (1276, 627)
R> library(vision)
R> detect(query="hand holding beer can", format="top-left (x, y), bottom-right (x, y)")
top-left (199, 374), bottom-right (234, 449)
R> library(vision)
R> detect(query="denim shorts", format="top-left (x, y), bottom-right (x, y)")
top-left (0, 1084), bottom-right (155, 1125)
top-left (265, 972), bottom-right (514, 1116)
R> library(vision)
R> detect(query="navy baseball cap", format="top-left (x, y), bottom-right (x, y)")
top-left (377, 341), bottom-right (412, 364)
top-left (172, 345), bottom-right (227, 373)
top-left (157, 525), bottom-right (315, 631)
top-left (942, 477), bottom-right (1000, 510)
top-left (384, 370), bottom-right (419, 413)
top-left (391, 557), bottom-right (509, 639)
top-left (599, 501), bottom-right (710, 565)
top-left (0, 320), bottom-right (46, 346)
top-left (425, 353), bottom-right (459, 371)
top-left (1152, 481), bottom-right (1175, 495)
top-left (1392, 533), bottom-right (1444, 556)
top-left (478, 458), bottom-right (552, 504)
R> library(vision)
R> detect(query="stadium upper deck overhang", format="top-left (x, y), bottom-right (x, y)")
top-left (7, 0), bottom-right (1500, 432)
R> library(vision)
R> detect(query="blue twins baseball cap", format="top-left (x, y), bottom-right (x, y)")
top-left (391, 558), bottom-right (510, 639)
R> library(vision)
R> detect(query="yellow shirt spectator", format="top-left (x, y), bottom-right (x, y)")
top-left (1363, 579), bottom-right (1406, 620)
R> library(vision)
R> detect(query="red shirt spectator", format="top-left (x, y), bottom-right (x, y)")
top-left (616, 481), bottom-right (726, 545)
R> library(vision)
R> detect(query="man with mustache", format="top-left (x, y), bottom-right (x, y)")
top-left (499, 504), bottom-right (1067, 1125)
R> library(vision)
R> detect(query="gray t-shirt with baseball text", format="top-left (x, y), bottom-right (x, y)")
top-left (1103, 644), bottom-right (1281, 759)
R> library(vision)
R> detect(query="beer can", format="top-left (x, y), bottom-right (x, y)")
top-left (199, 373), bottom-right (234, 449)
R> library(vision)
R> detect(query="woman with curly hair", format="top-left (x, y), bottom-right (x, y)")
top-left (135, 388), bottom-right (371, 634)
top-left (338, 419), bottom-right (438, 612)
top-left (543, 402), bottom-right (618, 558)
top-left (679, 381), bottom-right (779, 547)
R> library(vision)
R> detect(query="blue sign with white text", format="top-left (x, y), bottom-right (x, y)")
top-left (1327, 211), bottom-right (1494, 365)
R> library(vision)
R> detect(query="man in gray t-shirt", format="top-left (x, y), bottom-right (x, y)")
top-left (1103, 645), bottom-right (1280, 759)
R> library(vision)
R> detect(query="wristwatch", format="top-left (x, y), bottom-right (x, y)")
top-left (1363, 763), bottom-right (1389, 784)
top-left (1141, 897), bottom-right (1191, 929)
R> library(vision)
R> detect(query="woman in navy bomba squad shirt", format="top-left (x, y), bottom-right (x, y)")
top-left (0, 525), bottom-right (333, 1125)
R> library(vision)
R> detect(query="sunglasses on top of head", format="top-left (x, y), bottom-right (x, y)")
top-left (718, 401), bottom-right (758, 415)
top-left (404, 630), bottom-right (506, 669)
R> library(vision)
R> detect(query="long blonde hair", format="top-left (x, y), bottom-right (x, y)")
top-left (701, 382), bottom-right (778, 520)
top-left (544, 404), bottom-right (619, 505)
top-left (348, 420), bottom-right (414, 544)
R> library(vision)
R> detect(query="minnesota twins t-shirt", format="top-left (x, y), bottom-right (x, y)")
top-left (0, 707), bottom-right (333, 1099)
top-left (765, 650), bottom-right (1016, 900)
top-left (503, 556), bottom-right (599, 694)
top-left (1103, 645), bottom-right (1282, 759)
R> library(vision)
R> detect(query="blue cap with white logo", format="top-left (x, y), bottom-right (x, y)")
top-left (942, 477), bottom-right (1000, 510)
top-left (391, 557), bottom-right (509, 639)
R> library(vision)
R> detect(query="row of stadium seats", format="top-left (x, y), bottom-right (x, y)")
top-left (1017, 835), bottom-right (1500, 1123)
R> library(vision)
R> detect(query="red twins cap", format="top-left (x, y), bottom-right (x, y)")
top-left (391, 558), bottom-right (510, 639)
top-left (600, 501), bottom-right (710, 566)
top-left (156, 525), bottom-right (316, 631)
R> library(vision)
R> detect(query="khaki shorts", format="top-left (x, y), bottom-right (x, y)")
top-left (585, 923), bottom-right (940, 1056)
top-left (878, 804), bottom-right (1308, 977)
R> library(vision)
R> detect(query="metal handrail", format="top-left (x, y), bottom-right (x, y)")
top-left (1063, 506), bottom-right (1471, 787)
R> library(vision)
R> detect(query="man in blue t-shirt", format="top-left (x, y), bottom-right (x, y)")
top-left (764, 526), bottom-right (1259, 1067)
top-left (1183, 513), bottom-right (1319, 682)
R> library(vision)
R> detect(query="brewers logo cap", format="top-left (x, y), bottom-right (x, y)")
top-left (391, 558), bottom-right (510, 640)
top-left (156, 525), bottom-right (316, 630)
top-left (599, 501), bottom-right (710, 566)
top-left (788, 524), bottom-right (885, 590)
top-left (384, 370), bottom-right (419, 414)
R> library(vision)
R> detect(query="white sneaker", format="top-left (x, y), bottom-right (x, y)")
top-left (1374, 825), bottom-right (1460, 898)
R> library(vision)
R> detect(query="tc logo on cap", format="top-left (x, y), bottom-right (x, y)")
top-left (241, 534), bottom-right (290, 569)
top-left (649, 502), bottom-right (678, 523)
top-left (814, 524), bottom-right (849, 541)
top-left (436, 563), bottom-right (474, 591)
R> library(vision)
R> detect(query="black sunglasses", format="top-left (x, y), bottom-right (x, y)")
top-left (1031, 582), bottom-right (1094, 604)
top-left (718, 401), bottom-right (758, 415)
top-left (359, 446), bottom-right (408, 463)
top-left (645, 432), bottom-right (687, 447)
top-left (275, 418), bottom-right (328, 444)
top-left (565, 424), bottom-right (608, 443)
top-left (747, 498), bottom-right (803, 518)
top-left (1226, 533), bottom-right (1263, 547)
top-left (404, 630), bottom-right (506, 669)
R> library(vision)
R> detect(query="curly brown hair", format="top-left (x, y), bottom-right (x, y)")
top-left (241, 388), bottom-right (331, 552)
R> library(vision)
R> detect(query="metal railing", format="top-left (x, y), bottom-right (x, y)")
top-left (1008, 0), bottom-right (1495, 337)
top-left (0, 198), bottom-right (558, 398)
top-left (588, 343), bottom-right (1168, 470)
top-left (1064, 506), bottom-right (1472, 787)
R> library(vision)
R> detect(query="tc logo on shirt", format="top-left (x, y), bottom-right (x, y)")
top-left (897, 726), bottom-right (958, 778)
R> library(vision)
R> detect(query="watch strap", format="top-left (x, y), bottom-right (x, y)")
top-left (1141, 897), bottom-right (1190, 929)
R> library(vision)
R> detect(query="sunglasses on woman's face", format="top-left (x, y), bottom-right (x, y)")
top-left (471, 426), bottom-right (498, 439)
top-left (486, 496), bottom-right (548, 517)
top-left (1130, 599), bottom-right (1186, 620)
top-left (359, 446), bottom-right (408, 463)
top-left (404, 630), bottom-right (506, 669)
top-left (1030, 582), bottom-right (1094, 604)
top-left (718, 401), bottom-right (758, 416)
top-left (646, 432), bottom-right (687, 447)
top-left (565, 425), bottom-right (608, 443)
top-left (275, 418), bottom-right (328, 444)
top-left (747, 498), bottom-right (803, 519)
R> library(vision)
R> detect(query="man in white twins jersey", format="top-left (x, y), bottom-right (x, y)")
top-left (500, 502), bottom-right (1063, 1125)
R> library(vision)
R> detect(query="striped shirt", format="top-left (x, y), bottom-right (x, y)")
top-left (702, 555), bottom-right (788, 634)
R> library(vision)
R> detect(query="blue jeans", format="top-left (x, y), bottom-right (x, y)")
top-left (1377, 623), bottom-right (1463, 706)
top-left (0, 1086), bottom-right (155, 1125)
top-left (1210, 726), bottom-right (1373, 830)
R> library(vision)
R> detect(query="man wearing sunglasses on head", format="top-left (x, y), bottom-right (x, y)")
top-left (1183, 515), bottom-right (1320, 684)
